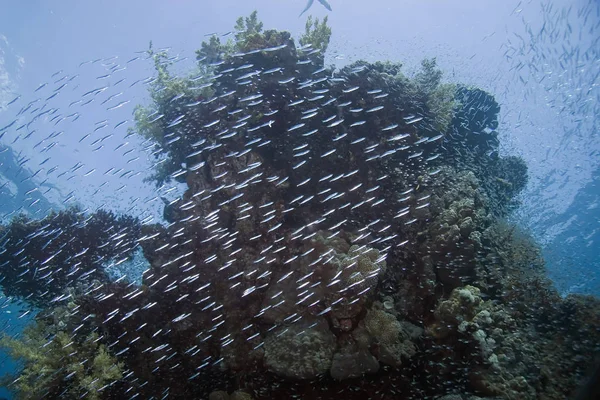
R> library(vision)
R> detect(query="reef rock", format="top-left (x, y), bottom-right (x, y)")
top-left (263, 317), bottom-right (335, 379)
top-left (230, 390), bottom-right (254, 400)
top-left (330, 342), bottom-right (380, 380)
top-left (209, 391), bottom-right (230, 400)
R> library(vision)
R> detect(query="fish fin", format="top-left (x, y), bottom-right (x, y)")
top-left (317, 0), bottom-right (332, 11)
top-left (299, 0), bottom-right (314, 17)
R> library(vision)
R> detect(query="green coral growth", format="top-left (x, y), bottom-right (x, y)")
top-left (196, 35), bottom-right (232, 64)
top-left (234, 10), bottom-right (264, 46)
top-left (357, 58), bottom-right (457, 133)
top-left (414, 58), bottom-right (457, 132)
top-left (414, 58), bottom-right (443, 93)
top-left (1, 309), bottom-right (123, 400)
top-left (132, 42), bottom-right (216, 186)
top-left (196, 10), bottom-right (268, 61)
top-left (299, 16), bottom-right (332, 65)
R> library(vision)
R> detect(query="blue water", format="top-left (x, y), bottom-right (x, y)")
top-left (0, 299), bottom-right (35, 400)
top-left (543, 170), bottom-right (600, 296)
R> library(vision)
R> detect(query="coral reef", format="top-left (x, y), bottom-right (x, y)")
top-left (0, 207), bottom-right (140, 307)
top-left (430, 285), bottom-right (487, 339)
top-left (258, 231), bottom-right (385, 327)
top-left (329, 342), bottom-right (379, 381)
top-left (0, 10), bottom-right (598, 400)
top-left (427, 283), bottom-right (600, 399)
top-left (209, 390), bottom-right (254, 400)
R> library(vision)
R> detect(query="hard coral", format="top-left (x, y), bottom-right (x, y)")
top-left (361, 304), bottom-right (422, 368)
top-left (263, 318), bottom-right (335, 379)
top-left (433, 285), bottom-right (484, 331)
top-left (259, 231), bottom-right (384, 327)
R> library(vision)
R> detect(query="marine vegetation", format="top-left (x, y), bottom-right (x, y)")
top-left (0, 302), bottom-right (123, 400)
top-left (0, 11), bottom-right (599, 400)
top-left (299, 16), bottom-right (332, 67)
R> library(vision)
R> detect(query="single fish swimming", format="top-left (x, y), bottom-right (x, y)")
top-left (299, 0), bottom-right (332, 17)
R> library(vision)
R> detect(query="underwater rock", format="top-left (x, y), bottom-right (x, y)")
top-left (230, 391), bottom-right (254, 400)
top-left (263, 317), bottom-right (335, 379)
top-left (329, 342), bottom-right (380, 381)
top-left (209, 391), bottom-right (230, 400)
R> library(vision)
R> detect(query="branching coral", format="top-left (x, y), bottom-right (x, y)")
top-left (195, 11), bottom-right (264, 62)
top-left (298, 16), bottom-right (332, 67)
top-left (396, 58), bottom-right (458, 133)
top-left (413, 59), bottom-right (457, 132)
top-left (233, 10), bottom-right (265, 52)
top-left (134, 42), bottom-right (217, 186)
top-left (1, 305), bottom-right (123, 400)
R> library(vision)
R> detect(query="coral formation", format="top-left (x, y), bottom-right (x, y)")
top-left (0, 207), bottom-right (140, 307)
top-left (209, 390), bottom-right (254, 400)
top-left (0, 304), bottom-right (123, 400)
top-left (263, 318), bottom-right (335, 379)
top-left (329, 342), bottom-right (379, 381)
top-left (361, 304), bottom-right (421, 367)
top-left (298, 16), bottom-right (332, 67)
top-left (430, 285), bottom-right (486, 338)
top-left (0, 10), bottom-right (598, 400)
